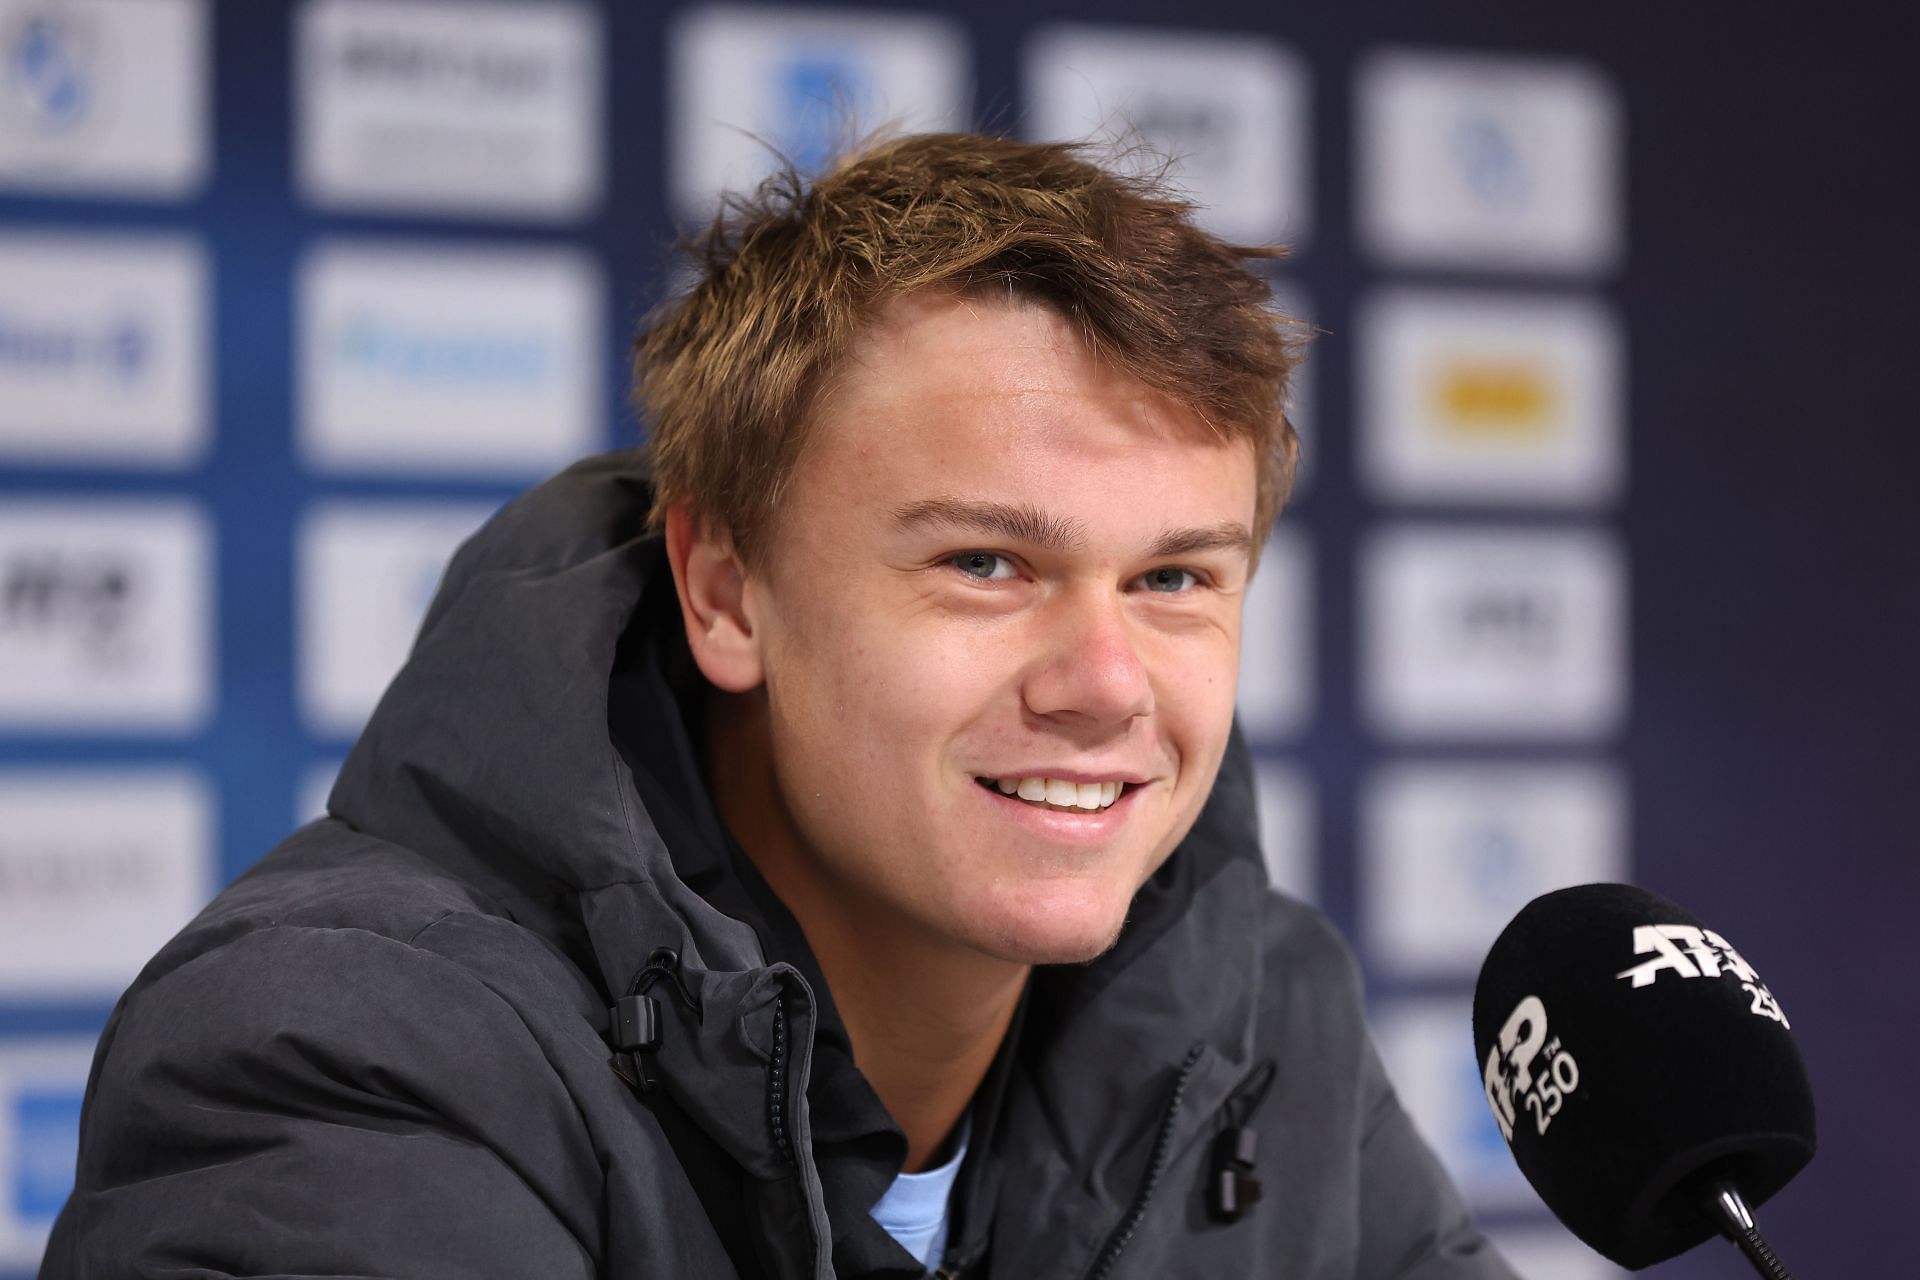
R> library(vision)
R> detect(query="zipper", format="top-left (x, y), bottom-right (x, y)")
top-left (767, 992), bottom-right (798, 1168)
top-left (1082, 1040), bottom-right (1208, 1280)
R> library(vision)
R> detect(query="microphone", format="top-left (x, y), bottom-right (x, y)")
top-left (1471, 883), bottom-right (1815, 1273)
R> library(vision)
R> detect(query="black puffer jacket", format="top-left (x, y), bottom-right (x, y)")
top-left (43, 454), bottom-right (1518, 1280)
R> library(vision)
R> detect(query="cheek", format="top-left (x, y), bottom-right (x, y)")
top-left (763, 592), bottom-right (987, 782)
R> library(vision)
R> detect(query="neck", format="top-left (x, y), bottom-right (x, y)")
top-left (706, 689), bottom-right (1027, 1171)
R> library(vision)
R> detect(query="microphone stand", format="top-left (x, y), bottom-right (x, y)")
top-left (1703, 1183), bottom-right (1796, 1280)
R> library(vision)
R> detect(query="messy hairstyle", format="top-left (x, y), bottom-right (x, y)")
top-left (634, 131), bottom-right (1306, 563)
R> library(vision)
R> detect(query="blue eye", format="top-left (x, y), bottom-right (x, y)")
top-left (1139, 566), bottom-right (1197, 593)
top-left (950, 551), bottom-right (1015, 580)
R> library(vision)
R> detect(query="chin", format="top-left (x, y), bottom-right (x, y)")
top-left (970, 882), bottom-right (1134, 967)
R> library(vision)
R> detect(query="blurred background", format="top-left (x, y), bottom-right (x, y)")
top-left (0, 1), bottom-right (1913, 1275)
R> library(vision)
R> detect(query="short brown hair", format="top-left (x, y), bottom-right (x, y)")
top-left (634, 131), bottom-right (1305, 562)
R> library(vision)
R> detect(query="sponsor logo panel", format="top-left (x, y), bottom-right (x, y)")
top-left (297, 242), bottom-right (602, 475)
top-left (1253, 761), bottom-right (1315, 904)
top-left (299, 759), bottom-right (344, 827)
top-left (296, 501), bottom-right (497, 739)
top-left (1371, 997), bottom-right (1537, 1210)
top-left (668, 5), bottom-right (971, 220)
top-left (1484, 1225), bottom-right (1624, 1280)
top-left (0, 769), bottom-right (214, 998)
top-left (1359, 290), bottom-right (1623, 505)
top-left (0, 500), bottom-right (212, 731)
top-left (0, 1038), bottom-right (95, 1268)
top-left (1361, 526), bottom-right (1625, 740)
top-left (297, 0), bottom-right (601, 219)
top-left (1237, 529), bottom-right (1313, 741)
top-left (1358, 49), bottom-right (1621, 273)
top-left (0, 1038), bottom-right (94, 1268)
top-left (1022, 25), bottom-right (1310, 245)
top-left (0, 234), bottom-right (209, 467)
top-left (0, 0), bottom-right (208, 198)
top-left (1362, 763), bottom-right (1626, 977)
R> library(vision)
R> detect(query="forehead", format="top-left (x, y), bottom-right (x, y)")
top-left (790, 292), bottom-right (1253, 526)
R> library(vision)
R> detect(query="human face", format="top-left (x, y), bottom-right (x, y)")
top-left (739, 292), bottom-right (1257, 966)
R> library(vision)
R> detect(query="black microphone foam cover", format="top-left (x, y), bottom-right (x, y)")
top-left (1471, 883), bottom-right (1815, 1269)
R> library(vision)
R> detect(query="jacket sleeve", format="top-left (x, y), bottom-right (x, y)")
top-left (41, 924), bottom-right (600, 1280)
top-left (1352, 1031), bottom-right (1523, 1280)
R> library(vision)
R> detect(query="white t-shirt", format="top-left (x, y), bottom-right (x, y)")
top-left (869, 1116), bottom-right (970, 1273)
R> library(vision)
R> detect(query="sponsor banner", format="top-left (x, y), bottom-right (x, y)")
top-left (0, 0), bottom-right (207, 199)
top-left (1361, 763), bottom-right (1628, 977)
top-left (1484, 1225), bottom-right (1623, 1280)
top-left (0, 233), bottom-right (209, 468)
top-left (668, 4), bottom-right (970, 219)
top-left (297, 501), bottom-right (497, 739)
top-left (1361, 526), bottom-right (1625, 741)
top-left (0, 500), bottom-right (212, 732)
top-left (297, 242), bottom-right (602, 476)
top-left (1371, 996), bottom-right (1536, 1210)
top-left (298, 759), bottom-right (343, 828)
top-left (296, 0), bottom-right (602, 219)
top-left (0, 1038), bottom-right (95, 1269)
top-left (1359, 290), bottom-right (1623, 505)
top-left (1237, 529), bottom-right (1312, 741)
top-left (1022, 25), bottom-right (1310, 245)
top-left (1253, 760), bottom-right (1315, 904)
top-left (0, 769), bottom-right (214, 998)
top-left (1358, 49), bottom-right (1621, 274)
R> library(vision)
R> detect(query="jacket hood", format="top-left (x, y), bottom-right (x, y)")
top-left (329, 450), bottom-right (1278, 1275)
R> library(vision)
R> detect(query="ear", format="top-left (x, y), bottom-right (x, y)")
top-left (664, 505), bottom-right (765, 693)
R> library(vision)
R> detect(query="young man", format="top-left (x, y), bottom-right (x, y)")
top-left (45, 134), bottom-right (1517, 1278)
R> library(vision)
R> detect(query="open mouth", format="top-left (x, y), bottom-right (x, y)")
top-left (974, 776), bottom-right (1128, 813)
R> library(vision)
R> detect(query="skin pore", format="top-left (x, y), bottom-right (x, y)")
top-left (666, 291), bottom-right (1257, 1170)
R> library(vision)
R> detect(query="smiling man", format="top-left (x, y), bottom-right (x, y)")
top-left (45, 135), bottom-right (1517, 1279)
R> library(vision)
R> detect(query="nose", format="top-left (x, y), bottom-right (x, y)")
top-left (1021, 586), bottom-right (1154, 727)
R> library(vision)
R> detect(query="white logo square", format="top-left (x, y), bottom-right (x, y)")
top-left (297, 242), bottom-right (603, 476)
top-left (1237, 529), bottom-right (1313, 741)
top-left (1022, 25), bottom-right (1311, 246)
top-left (297, 0), bottom-right (602, 219)
top-left (1361, 527), bottom-right (1626, 741)
top-left (0, 500), bottom-right (212, 731)
top-left (0, 769), bottom-right (214, 998)
top-left (0, 233), bottom-right (209, 467)
top-left (668, 5), bottom-right (971, 220)
top-left (1359, 290), bottom-right (1623, 505)
top-left (1362, 762), bottom-right (1627, 977)
top-left (0, 0), bottom-right (209, 199)
top-left (1371, 997), bottom-right (1537, 1210)
top-left (1253, 760), bottom-right (1315, 904)
top-left (1358, 49), bottom-right (1621, 273)
top-left (0, 1037), bottom-right (99, 1267)
top-left (296, 501), bottom-right (498, 739)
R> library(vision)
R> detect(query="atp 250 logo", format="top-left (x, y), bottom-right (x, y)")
top-left (1483, 994), bottom-right (1581, 1142)
top-left (1615, 923), bottom-right (1789, 1027)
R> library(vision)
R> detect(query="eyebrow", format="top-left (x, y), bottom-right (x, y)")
top-left (889, 497), bottom-right (1252, 561)
top-left (1145, 521), bottom-right (1256, 560)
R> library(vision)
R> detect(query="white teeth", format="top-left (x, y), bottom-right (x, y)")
top-left (984, 776), bottom-right (1126, 811)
